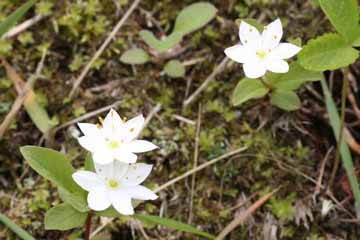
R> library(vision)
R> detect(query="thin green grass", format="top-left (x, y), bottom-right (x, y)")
top-left (0, 212), bottom-right (35, 240)
top-left (321, 79), bottom-right (360, 207)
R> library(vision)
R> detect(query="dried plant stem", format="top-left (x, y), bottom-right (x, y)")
top-left (329, 68), bottom-right (349, 188)
top-left (69, 0), bottom-right (142, 98)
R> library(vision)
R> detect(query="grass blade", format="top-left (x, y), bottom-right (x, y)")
top-left (0, 212), bottom-right (35, 240)
top-left (134, 214), bottom-right (215, 239)
top-left (0, 0), bottom-right (36, 38)
top-left (320, 79), bottom-right (360, 207)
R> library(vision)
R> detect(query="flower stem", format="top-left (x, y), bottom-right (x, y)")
top-left (329, 68), bottom-right (349, 188)
top-left (260, 78), bottom-right (272, 90)
top-left (84, 212), bottom-right (93, 240)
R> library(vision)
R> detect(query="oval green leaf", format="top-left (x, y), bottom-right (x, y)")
top-left (20, 146), bottom-right (82, 194)
top-left (120, 48), bottom-right (150, 65)
top-left (298, 33), bottom-right (359, 71)
top-left (267, 62), bottom-right (323, 91)
top-left (45, 203), bottom-right (88, 230)
top-left (319, 0), bottom-right (360, 42)
top-left (164, 60), bottom-right (185, 78)
top-left (140, 30), bottom-right (183, 53)
top-left (232, 78), bottom-right (269, 106)
top-left (173, 2), bottom-right (217, 35)
top-left (270, 90), bottom-right (301, 111)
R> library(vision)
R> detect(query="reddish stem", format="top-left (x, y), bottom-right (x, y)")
top-left (84, 212), bottom-right (93, 240)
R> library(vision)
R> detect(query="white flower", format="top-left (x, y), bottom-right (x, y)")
top-left (72, 161), bottom-right (158, 215)
top-left (224, 19), bottom-right (301, 79)
top-left (77, 109), bottom-right (158, 165)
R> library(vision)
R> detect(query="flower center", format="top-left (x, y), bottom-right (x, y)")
top-left (256, 50), bottom-right (267, 59)
top-left (107, 179), bottom-right (120, 189)
top-left (106, 139), bottom-right (121, 149)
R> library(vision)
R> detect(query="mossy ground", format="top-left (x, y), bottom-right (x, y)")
top-left (0, 0), bottom-right (359, 239)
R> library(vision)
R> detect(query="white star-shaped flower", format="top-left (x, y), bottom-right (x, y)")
top-left (72, 161), bottom-right (158, 215)
top-left (77, 109), bottom-right (158, 165)
top-left (224, 19), bottom-right (302, 79)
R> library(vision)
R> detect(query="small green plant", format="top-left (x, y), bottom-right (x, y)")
top-left (19, 109), bottom-right (214, 239)
top-left (226, 19), bottom-right (322, 111)
top-left (120, 2), bottom-right (217, 78)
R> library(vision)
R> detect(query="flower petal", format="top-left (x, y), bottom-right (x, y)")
top-left (270, 43), bottom-right (301, 59)
top-left (243, 61), bottom-right (267, 79)
top-left (266, 59), bottom-right (289, 73)
top-left (121, 114), bottom-right (145, 142)
top-left (113, 150), bottom-right (137, 163)
top-left (120, 163), bottom-right (153, 186)
top-left (78, 123), bottom-right (101, 136)
top-left (94, 161), bottom-right (129, 179)
top-left (125, 185), bottom-right (158, 200)
top-left (110, 190), bottom-right (134, 215)
top-left (92, 150), bottom-right (114, 165)
top-left (72, 170), bottom-right (104, 191)
top-left (239, 21), bottom-right (261, 48)
top-left (262, 19), bottom-right (283, 50)
top-left (224, 44), bottom-right (256, 63)
top-left (78, 136), bottom-right (97, 152)
top-left (102, 109), bottom-right (123, 138)
top-left (126, 140), bottom-right (158, 153)
top-left (87, 187), bottom-right (111, 211)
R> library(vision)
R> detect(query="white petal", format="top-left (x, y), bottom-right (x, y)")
top-left (102, 109), bottom-right (123, 138)
top-left (239, 21), bottom-right (261, 48)
top-left (224, 44), bottom-right (256, 63)
top-left (87, 187), bottom-right (111, 211)
top-left (120, 163), bottom-right (153, 186)
top-left (113, 149), bottom-right (137, 163)
top-left (110, 190), bottom-right (134, 215)
top-left (125, 185), bottom-right (158, 200)
top-left (270, 43), bottom-right (301, 59)
top-left (78, 136), bottom-right (97, 152)
top-left (266, 59), bottom-right (289, 73)
top-left (92, 150), bottom-right (114, 165)
top-left (94, 161), bottom-right (129, 179)
top-left (262, 19), bottom-right (283, 50)
top-left (72, 170), bottom-right (104, 191)
top-left (120, 114), bottom-right (145, 142)
top-left (243, 61), bottom-right (267, 79)
top-left (78, 123), bottom-right (101, 136)
top-left (126, 140), bottom-right (158, 153)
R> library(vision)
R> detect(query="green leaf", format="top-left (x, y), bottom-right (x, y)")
top-left (20, 146), bottom-right (81, 193)
top-left (320, 79), bottom-right (360, 208)
top-left (120, 48), bottom-right (150, 65)
top-left (353, 34), bottom-right (360, 47)
top-left (299, 33), bottom-right (359, 71)
top-left (44, 203), bottom-right (88, 230)
top-left (134, 214), bottom-right (215, 239)
top-left (232, 78), bottom-right (269, 106)
top-left (24, 92), bottom-right (53, 134)
top-left (0, 0), bottom-right (36, 38)
top-left (319, 0), bottom-right (360, 42)
top-left (84, 152), bottom-right (95, 171)
top-left (58, 187), bottom-right (89, 213)
top-left (0, 213), bottom-right (35, 240)
top-left (164, 60), bottom-right (185, 78)
top-left (270, 90), bottom-right (301, 111)
top-left (267, 62), bottom-right (323, 91)
top-left (173, 2), bottom-right (217, 35)
top-left (140, 30), bottom-right (183, 53)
